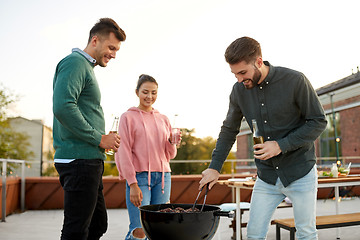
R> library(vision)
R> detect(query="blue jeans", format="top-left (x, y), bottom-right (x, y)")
top-left (125, 172), bottom-right (171, 240)
top-left (247, 165), bottom-right (318, 240)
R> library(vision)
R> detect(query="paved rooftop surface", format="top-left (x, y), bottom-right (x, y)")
top-left (1, 198), bottom-right (360, 240)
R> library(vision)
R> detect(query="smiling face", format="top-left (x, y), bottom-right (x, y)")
top-left (92, 32), bottom-right (121, 67)
top-left (136, 81), bottom-right (158, 112)
top-left (229, 58), bottom-right (263, 89)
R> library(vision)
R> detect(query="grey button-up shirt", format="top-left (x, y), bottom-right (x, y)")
top-left (209, 61), bottom-right (327, 187)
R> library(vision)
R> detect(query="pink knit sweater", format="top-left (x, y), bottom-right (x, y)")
top-left (115, 107), bottom-right (177, 191)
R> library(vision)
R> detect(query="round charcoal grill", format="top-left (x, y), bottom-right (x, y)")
top-left (139, 203), bottom-right (233, 240)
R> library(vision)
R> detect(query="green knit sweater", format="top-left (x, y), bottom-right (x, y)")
top-left (53, 51), bottom-right (106, 160)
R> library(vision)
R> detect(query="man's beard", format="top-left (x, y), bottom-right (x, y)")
top-left (244, 66), bottom-right (262, 89)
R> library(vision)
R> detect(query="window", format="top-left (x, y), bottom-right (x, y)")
top-left (319, 113), bottom-right (342, 164)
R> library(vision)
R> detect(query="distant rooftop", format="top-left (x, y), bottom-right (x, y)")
top-left (316, 69), bottom-right (360, 96)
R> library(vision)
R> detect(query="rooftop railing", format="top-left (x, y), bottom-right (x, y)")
top-left (1, 156), bottom-right (359, 222)
top-left (1, 158), bottom-right (25, 222)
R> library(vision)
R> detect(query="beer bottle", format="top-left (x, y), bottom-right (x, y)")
top-left (106, 116), bottom-right (119, 155)
top-left (252, 119), bottom-right (264, 145)
top-left (109, 116), bottom-right (119, 134)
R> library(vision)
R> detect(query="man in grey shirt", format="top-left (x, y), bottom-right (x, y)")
top-left (200, 37), bottom-right (327, 240)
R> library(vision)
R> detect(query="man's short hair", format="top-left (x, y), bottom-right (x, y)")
top-left (88, 18), bottom-right (126, 43)
top-left (225, 37), bottom-right (262, 65)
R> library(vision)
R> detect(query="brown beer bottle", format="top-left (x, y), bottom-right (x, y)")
top-left (252, 119), bottom-right (264, 145)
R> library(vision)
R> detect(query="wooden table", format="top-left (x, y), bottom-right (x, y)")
top-left (218, 179), bottom-right (255, 240)
top-left (219, 175), bottom-right (360, 240)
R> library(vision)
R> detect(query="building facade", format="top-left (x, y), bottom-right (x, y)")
top-left (8, 117), bottom-right (54, 177)
top-left (316, 71), bottom-right (360, 163)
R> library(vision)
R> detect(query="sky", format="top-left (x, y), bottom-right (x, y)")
top-left (1, 0), bottom-right (360, 139)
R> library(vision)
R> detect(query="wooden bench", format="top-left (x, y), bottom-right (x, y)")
top-left (273, 213), bottom-right (360, 240)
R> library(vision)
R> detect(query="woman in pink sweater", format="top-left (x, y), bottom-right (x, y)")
top-left (115, 74), bottom-right (178, 240)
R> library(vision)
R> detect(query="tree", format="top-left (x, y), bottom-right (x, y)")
top-left (0, 85), bottom-right (13, 122)
top-left (171, 128), bottom-right (235, 175)
top-left (0, 85), bottom-right (34, 174)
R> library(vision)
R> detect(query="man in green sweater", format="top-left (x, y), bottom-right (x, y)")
top-left (53, 18), bottom-right (126, 240)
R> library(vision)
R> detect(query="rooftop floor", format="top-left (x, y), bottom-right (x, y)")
top-left (1, 198), bottom-right (360, 240)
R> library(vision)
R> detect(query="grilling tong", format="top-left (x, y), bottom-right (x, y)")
top-left (192, 183), bottom-right (210, 212)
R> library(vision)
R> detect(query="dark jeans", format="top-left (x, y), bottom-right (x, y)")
top-left (55, 159), bottom-right (108, 240)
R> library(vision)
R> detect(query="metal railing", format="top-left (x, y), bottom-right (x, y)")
top-left (97, 156), bottom-right (360, 175)
top-left (164, 156), bottom-right (359, 175)
top-left (0, 156), bottom-right (359, 222)
top-left (40, 156), bottom-right (360, 177)
top-left (1, 159), bottom-right (26, 222)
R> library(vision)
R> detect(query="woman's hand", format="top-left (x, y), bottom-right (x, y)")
top-left (129, 183), bottom-right (143, 207)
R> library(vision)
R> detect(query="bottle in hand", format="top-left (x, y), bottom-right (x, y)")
top-left (106, 116), bottom-right (119, 155)
top-left (252, 119), bottom-right (264, 145)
